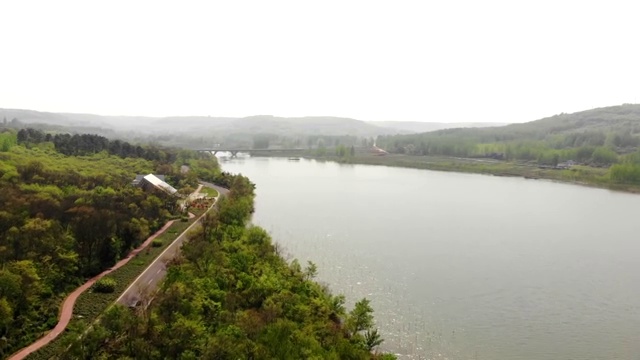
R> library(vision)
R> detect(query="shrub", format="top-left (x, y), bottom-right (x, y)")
top-left (93, 278), bottom-right (117, 293)
top-left (151, 239), bottom-right (163, 247)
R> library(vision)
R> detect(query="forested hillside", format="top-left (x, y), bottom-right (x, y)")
top-left (70, 175), bottom-right (394, 360)
top-left (1, 108), bottom-right (502, 152)
top-left (368, 120), bottom-right (506, 134)
top-left (377, 104), bottom-right (640, 184)
top-left (1, 127), bottom-right (392, 359)
top-left (0, 128), bottom-right (220, 357)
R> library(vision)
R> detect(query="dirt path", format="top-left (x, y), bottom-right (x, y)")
top-left (7, 187), bottom-right (206, 360)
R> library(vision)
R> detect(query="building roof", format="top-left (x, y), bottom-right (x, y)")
top-left (142, 174), bottom-right (178, 196)
top-left (132, 174), bottom-right (166, 186)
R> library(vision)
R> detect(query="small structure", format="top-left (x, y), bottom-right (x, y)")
top-left (370, 145), bottom-right (388, 156)
top-left (133, 174), bottom-right (178, 196)
top-left (556, 160), bottom-right (576, 169)
top-left (132, 174), bottom-right (166, 186)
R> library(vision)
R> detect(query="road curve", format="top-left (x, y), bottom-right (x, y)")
top-left (8, 183), bottom-right (227, 360)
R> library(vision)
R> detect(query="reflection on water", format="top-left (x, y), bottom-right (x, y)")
top-left (222, 157), bottom-right (640, 360)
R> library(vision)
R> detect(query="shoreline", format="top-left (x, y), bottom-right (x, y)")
top-left (246, 150), bottom-right (640, 194)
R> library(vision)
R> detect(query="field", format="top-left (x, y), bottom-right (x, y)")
top-left (199, 186), bottom-right (219, 198)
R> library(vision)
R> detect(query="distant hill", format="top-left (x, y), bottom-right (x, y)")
top-left (0, 108), bottom-right (159, 131)
top-left (445, 104), bottom-right (640, 141)
top-left (0, 108), bottom-right (89, 127)
top-left (368, 121), bottom-right (506, 134)
top-left (0, 109), bottom-right (122, 137)
top-left (0, 108), bottom-right (503, 139)
top-left (376, 104), bottom-right (640, 163)
top-left (151, 115), bottom-right (400, 137)
top-left (499, 104), bottom-right (640, 137)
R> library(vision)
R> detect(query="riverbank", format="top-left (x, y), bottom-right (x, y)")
top-left (248, 150), bottom-right (640, 193)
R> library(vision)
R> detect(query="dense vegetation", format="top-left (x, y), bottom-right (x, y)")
top-left (377, 104), bottom-right (640, 185)
top-left (70, 174), bottom-right (393, 359)
top-left (0, 128), bottom-right (223, 357)
top-left (27, 219), bottom-right (198, 360)
top-left (17, 128), bottom-right (175, 161)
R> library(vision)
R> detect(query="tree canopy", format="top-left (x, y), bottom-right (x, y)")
top-left (0, 129), bottom-right (223, 357)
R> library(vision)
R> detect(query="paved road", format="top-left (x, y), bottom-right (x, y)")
top-left (199, 181), bottom-right (230, 197)
top-left (116, 182), bottom-right (229, 308)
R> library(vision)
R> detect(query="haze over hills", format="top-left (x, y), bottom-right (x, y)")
top-left (153, 115), bottom-right (399, 137)
top-left (396, 103), bottom-right (640, 141)
top-left (0, 108), bottom-right (506, 139)
top-left (377, 104), bottom-right (640, 162)
top-left (369, 121), bottom-right (506, 134)
top-left (5, 105), bottom-right (640, 151)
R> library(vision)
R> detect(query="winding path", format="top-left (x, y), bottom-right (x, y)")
top-left (7, 184), bottom-right (223, 360)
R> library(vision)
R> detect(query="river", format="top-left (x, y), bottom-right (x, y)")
top-left (220, 156), bottom-right (640, 360)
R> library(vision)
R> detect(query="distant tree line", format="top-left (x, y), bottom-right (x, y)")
top-left (16, 128), bottom-right (177, 162)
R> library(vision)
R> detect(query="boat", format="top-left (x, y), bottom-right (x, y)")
top-left (287, 157), bottom-right (301, 161)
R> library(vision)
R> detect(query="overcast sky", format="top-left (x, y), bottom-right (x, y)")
top-left (1, 1), bottom-right (639, 123)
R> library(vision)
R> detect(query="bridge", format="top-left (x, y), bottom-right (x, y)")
top-left (197, 148), bottom-right (305, 157)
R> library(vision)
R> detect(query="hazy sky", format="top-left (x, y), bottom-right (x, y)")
top-left (2, 1), bottom-right (639, 123)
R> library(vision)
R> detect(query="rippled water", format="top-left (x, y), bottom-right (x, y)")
top-left (221, 156), bottom-right (640, 360)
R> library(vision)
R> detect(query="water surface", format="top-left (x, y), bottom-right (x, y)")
top-left (222, 157), bottom-right (640, 360)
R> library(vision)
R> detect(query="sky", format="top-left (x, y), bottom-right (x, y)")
top-left (1, 0), bottom-right (639, 123)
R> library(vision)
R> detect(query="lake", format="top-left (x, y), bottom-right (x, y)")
top-left (220, 156), bottom-right (640, 360)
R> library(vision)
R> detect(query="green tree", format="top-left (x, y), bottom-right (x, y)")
top-left (365, 328), bottom-right (384, 351)
top-left (348, 298), bottom-right (374, 334)
top-left (93, 277), bottom-right (117, 293)
top-left (591, 146), bottom-right (618, 165)
top-left (304, 261), bottom-right (318, 280)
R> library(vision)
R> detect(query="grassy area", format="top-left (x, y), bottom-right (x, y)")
top-left (344, 154), bottom-right (618, 186)
top-left (199, 186), bottom-right (219, 198)
top-left (26, 219), bottom-right (196, 360)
